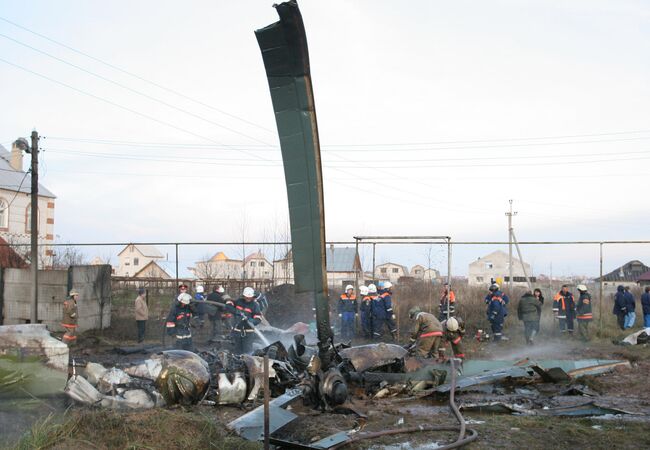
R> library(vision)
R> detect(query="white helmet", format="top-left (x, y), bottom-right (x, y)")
top-left (383, 281), bottom-right (393, 289)
top-left (577, 284), bottom-right (587, 292)
top-left (243, 287), bottom-right (255, 298)
top-left (345, 284), bottom-right (354, 292)
top-left (177, 293), bottom-right (192, 305)
top-left (368, 284), bottom-right (377, 294)
top-left (359, 285), bottom-right (369, 296)
top-left (196, 285), bottom-right (204, 293)
top-left (446, 317), bottom-right (459, 332)
top-left (216, 285), bottom-right (225, 294)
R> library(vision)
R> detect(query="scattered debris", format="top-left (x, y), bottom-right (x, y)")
top-left (618, 327), bottom-right (650, 346)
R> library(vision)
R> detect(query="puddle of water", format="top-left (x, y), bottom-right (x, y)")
top-left (0, 394), bottom-right (69, 446)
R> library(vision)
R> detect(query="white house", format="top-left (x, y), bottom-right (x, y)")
top-left (115, 244), bottom-right (165, 277)
top-left (326, 246), bottom-right (363, 289)
top-left (410, 265), bottom-right (441, 281)
top-left (243, 250), bottom-right (273, 280)
top-left (468, 250), bottom-right (533, 286)
top-left (0, 141), bottom-right (56, 268)
top-left (375, 262), bottom-right (409, 284)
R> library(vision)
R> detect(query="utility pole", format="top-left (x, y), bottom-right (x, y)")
top-left (505, 200), bottom-right (516, 293)
top-left (28, 130), bottom-right (39, 324)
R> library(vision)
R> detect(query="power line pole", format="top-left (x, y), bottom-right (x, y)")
top-left (505, 199), bottom-right (516, 293)
top-left (28, 130), bottom-right (39, 324)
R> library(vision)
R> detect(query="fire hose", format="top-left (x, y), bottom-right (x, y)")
top-left (330, 358), bottom-right (478, 450)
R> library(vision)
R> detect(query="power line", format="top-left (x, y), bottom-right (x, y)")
top-left (0, 32), bottom-right (277, 147)
top-left (0, 57), bottom-right (271, 162)
top-left (43, 134), bottom-right (650, 152)
top-left (0, 16), bottom-right (274, 134)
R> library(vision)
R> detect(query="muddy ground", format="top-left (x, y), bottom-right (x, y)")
top-left (6, 327), bottom-right (650, 449)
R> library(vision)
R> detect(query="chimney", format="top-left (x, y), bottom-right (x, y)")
top-left (10, 139), bottom-right (25, 171)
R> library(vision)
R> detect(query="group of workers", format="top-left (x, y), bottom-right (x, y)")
top-left (165, 283), bottom-right (265, 354)
top-left (613, 285), bottom-right (650, 330)
top-left (338, 281), bottom-right (397, 341)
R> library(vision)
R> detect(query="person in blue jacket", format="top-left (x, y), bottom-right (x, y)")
top-left (613, 285), bottom-right (628, 330)
top-left (375, 281), bottom-right (398, 340)
top-left (338, 284), bottom-right (358, 340)
top-left (624, 286), bottom-right (636, 329)
top-left (487, 293), bottom-right (507, 342)
top-left (367, 283), bottom-right (385, 339)
top-left (358, 286), bottom-right (372, 339)
top-left (641, 286), bottom-right (650, 328)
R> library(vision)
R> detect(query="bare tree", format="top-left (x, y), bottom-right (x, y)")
top-left (52, 245), bottom-right (87, 269)
top-left (192, 253), bottom-right (220, 280)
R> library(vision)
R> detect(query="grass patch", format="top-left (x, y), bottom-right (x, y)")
top-left (11, 408), bottom-right (260, 450)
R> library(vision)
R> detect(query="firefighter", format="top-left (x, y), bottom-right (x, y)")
top-left (366, 284), bottom-right (383, 339)
top-left (439, 283), bottom-right (456, 321)
top-left (376, 281), bottom-right (398, 340)
top-left (194, 285), bottom-right (206, 328)
top-left (441, 316), bottom-right (465, 360)
top-left (166, 293), bottom-right (193, 350)
top-left (575, 284), bottom-right (593, 341)
top-left (338, 284), bottom-right (357, 341)
top-left (62, 290), bottom-right (79, 346)
top-left (405, 306), bottom-right (443, 358)
top-left (517, 290), bottom-right (541, 345)
top-left (485, 283), bottom-right (510, 310)
top-left (487, 290), bottom-right (507, 342)
top-left (358, 285), bottom-right (372, 338)
top-left (226, 287), bottom-right (263, 354)
top-left (553, 285), bottom-right (576, 335)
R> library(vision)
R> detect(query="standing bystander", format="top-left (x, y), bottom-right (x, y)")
top-left (134, 288), bottom-right (149, 343)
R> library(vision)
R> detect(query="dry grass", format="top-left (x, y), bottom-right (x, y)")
top-left (11, 409), bottom-right (260, 450)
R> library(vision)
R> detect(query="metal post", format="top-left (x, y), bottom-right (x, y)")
top-left (599, 242), bottom-right (603, 336)
top-left (29, 130), bottom-right (39, 324)
top-left (175, 244), bottom-right (179, 288)
top-left (372, 243), bottom-right (376, 283)
top-left (506, 200), bottom-right (516, 294)
top-left (263, 354), bottom-right (270, 450)
top-left (447, 238), bottom-right (452, 321)
top-left (354, 238), bottom-right (359, 294)
top-left (511, 230), bottom-right (532, 289)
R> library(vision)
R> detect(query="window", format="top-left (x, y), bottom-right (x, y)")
top-left (485, 263), bottom-right (493, 269)
top-left (477, 276), bottom-right (484, 283)
top-left (130, 246), bottom-right (134, 253)
top-left (25, 204), bottom-right (39, 234)
top-left (392, 268), bottom-right (399, 273)
top-left (260, 261), bottom-right (265, 267)
top-left (250, 261), bottom-right (257, 267)
top-left (125, 257), bottom-right (130, 266)
top-left (380, 268), bottom-right (387, 274)
top-left (0, 198), bottom-right (8, 229)
top-left (133, 257), bottom-right (139, 266)
top-left (415, 269), bottom-right (421, 274)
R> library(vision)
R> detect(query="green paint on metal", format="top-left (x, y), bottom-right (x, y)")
top-left (255, 1), bottom-right (331, 346)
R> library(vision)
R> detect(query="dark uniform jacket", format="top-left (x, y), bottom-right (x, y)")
top-left (226, 297), bottom-right (262, 333)
top-left (166, 303), bottom-right (192, 337)
top-left (338, 293), bottom-right (358, 314)
top-left (576, 292), bottom-right (593, 321)
top-left (517, 293), bottom-right (541, 322)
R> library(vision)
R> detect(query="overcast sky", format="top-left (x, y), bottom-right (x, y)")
top-left (1, 0), bottom-right (649, 277)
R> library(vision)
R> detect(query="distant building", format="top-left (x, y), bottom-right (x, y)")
top-left (375, 262), bottom-right (409, 284)
top-left (326, 246), bottom-right (363, 289)
top-left (190, 250), bottom-right (273, 281)
top-left (468, 250), bottom-right (534, 286)
top-left (191, 251), bottom-right (242, 279)
top-left (273, 249), bottom-right (294, 285)
top-left (410, 265), bottom-right (441, 282)
top-left (636, 270), bottom-right (650, 287)
top-left (597, 260), bottom-right (650, 288)
top-left (0, 141), bottom-right (56, 268)
top-left (243, 250), bottom-right (273, 280)
top-left (133, 260), bottom-right (172, 279)
top-left (115, 244), bottom-right (165, 277)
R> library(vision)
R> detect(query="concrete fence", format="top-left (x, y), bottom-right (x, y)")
top-left (0, 264), bottom-right (112, 332)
